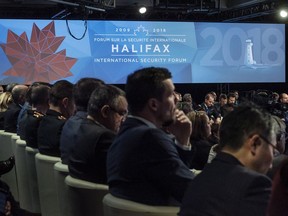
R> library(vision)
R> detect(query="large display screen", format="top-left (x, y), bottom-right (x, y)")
top-left (0, 19), bottom-right (285, 84)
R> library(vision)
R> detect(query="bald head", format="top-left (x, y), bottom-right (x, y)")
top-left (12, 84), bottom-right (28, 105)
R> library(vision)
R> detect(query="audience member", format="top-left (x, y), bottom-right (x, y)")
top-left (180, 103), bottom-right (278, 216)
top-left (197, 93), bottom-right (220, 121)
top-left (69, 84), bottom-right (127, 183)
top-left (187, 111), bottom-right (214, 170)
top-left (5, 83), bottom-right (18, 93)
top-left (0, 92), bottom-right (12, 130)
top-left (60, 77), bottom-right (104, 164)
top-left (267, 115), bottom-right (288, 179)
top-left (214, 93), bottom-right (227, 115)
top-left (0, 85), bottom-right (4, 94)
top-left (17, 82), bottom-right (50, 139)
top-left (231, 90), bottom-right (240, 105)
top-left (107, 67), bottom-right (195, 206)
top-left (182, 93), bottom-right (192, 104)
top-left (209, 91), bottom-right (217, 101)
top-left (267, 158), bottom-right (288, 216)
top-left (208, 122), bottom-right (220, 145)
top-left (24, 83), bottom-right (51, 149)
top-left (4, 84), bottom-right (28, 133)
top-left (271, 92), bottom-right (279, 105)
top-left (38, 80), bottom-right (74, 156)
top-left (272, 93), bottom-right (288, 124)
top-left (221, 92), bottom-right (236, 117)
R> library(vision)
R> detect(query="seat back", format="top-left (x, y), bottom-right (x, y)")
top-left (0, 131), bottom-right (19, 201)
top-left (11, 134), bottom-right (20, 155)
top-left (53, 161), bottom-right (70, 216)
top-left (35, 153), bottom-right (60, 216)
top-left (65, 175), bottom-right (108, 216)
top-left (15, 139), bottom-right (33, 211)
top-left (25, 146), bottom-right (41, 213)
top-left (102, 194), bottom-right (180, 216)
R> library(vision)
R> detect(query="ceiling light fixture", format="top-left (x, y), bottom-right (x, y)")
top-left (139, 6), bottom-right (147, 14)
top-left (280, 9), bottom-right (288, 18)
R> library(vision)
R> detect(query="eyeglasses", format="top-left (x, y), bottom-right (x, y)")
top-left (109, 106), bottom-right (128, 117)
top-left (278, 131), bottom-right (288, 141)
top-left (258, 134), bottom-right (278, 152)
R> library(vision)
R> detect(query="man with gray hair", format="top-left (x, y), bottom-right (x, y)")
top-left (4, 84), bottom-right (28, 133)
top-left (69, 84), bottom-right (127, 184)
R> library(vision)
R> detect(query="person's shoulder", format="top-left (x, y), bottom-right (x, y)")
top-left (45, 110), bottom-right (66, 122)
top-left (247, 172), bottom-right (272, 188)
top-left (30, 110), bottom-right (44, 118)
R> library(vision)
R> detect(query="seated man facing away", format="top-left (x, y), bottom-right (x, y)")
top-left (179, 103), bottom-right (278, 216)
top-left (69, 84), bottom-right (127, 184)
top-left (60, 77), bottom-right (104, 164)
top-left (24, 82), bottom-right (51, 149)
top-left (38, 80), bottom-right (75, 157)
top-left (107, 67), bottom-right (195, 206)
top-left (4, 84), bottom-right (28, 133)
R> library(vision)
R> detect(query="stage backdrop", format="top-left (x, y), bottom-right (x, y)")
top-left (0, 19), bottom-right (285, 84)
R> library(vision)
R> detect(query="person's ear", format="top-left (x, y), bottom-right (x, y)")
top-left (148, 98), bottom-right (159, 112)
top-left (101, 105), bottom-right (110, 118)
top-left (62, 97), bottom-right (69, 108)
top-left (249, 134), bottom-right (261, 156)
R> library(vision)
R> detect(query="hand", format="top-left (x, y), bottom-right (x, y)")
top-left (167, 109), bottom-right (192, 147)
top-left (5, 201), bottom-right (11, 216)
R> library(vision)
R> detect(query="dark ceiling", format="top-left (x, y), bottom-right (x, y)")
top-left (0, 0), bottom-right (284, 23)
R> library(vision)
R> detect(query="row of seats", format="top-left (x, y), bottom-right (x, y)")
top-left (0, 131), bottom-right (180, 216)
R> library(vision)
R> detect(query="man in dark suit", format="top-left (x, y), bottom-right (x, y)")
top-left (68, 84), bottom-right (127, 184)
top-left (60, 77), bottom-right (104, 164)
top-left (24, 83), bottom-right (51, 148)
top-left (38, 80), bottom-right (75, 157)
top-left (4, 84), bottom-right (28, 133)
top-left (107, 67), bottom-right (195, 206)
top-left (179, 103), bottom-right (278, 216)
top-left (197, 93), bottom-right (220, 121)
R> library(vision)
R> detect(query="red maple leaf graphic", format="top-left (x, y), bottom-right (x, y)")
top-left (0, 21), bottom-right (77, 84)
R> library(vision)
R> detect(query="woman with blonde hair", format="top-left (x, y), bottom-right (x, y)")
top-left (0, 92), bottom-right (13, 129)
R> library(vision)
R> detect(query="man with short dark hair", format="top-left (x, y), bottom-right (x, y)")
top-left (107, 67), bottom-right (195, 206)
top-left (198, 93), bottom-right (220, 121)
top-left (180, 103), bottom-right (278, 216)
top-left (69, 84), bottom-right (127, 184)
top-left (38, 80), bottom-right (75, 157)
top-left (221, 92), bottom-right (236, 117)
top-left (60, 77), bottom-right (104, 164)
top-left (24, 83), bottom-right (51, 148)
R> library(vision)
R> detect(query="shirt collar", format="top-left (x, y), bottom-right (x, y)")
top-left (128, 115), bottom-right (157, 129)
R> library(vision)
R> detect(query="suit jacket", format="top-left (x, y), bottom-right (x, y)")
top-left (190, 139), bottom-right (214, 170)
top-left (179, 152), bottom-right (272, 216)
top-left (4, 103), bottom-right (21, 133)
top-left (0, 112), bottom-right (5, 130)
top-left (107, 117), bottom-right (195, 206)
top-left (17, 102), bottom-right (31, 137)
top-left (60, 111), bottom-right (87, 164)
top-left (68, 118), bottom-right (115, 184)
top-left (198, 103), bottom-right (220, 120)
top-left (25, 110), bottom-right (45, 149)
top-left (38, 109), bottom-right (66, 157)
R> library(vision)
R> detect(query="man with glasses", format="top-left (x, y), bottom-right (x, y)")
top-left (68, 84), bottom-right (127, 184)
top-left (180, 103), bottom-right (278, 216)
top-left (60, 77), bottom-right (104, 164)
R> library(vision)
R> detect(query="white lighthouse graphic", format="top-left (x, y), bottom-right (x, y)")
top-left (244, 39), bottom-right (256, 66)
top-left (242, 38), bottom-right (272, 69)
